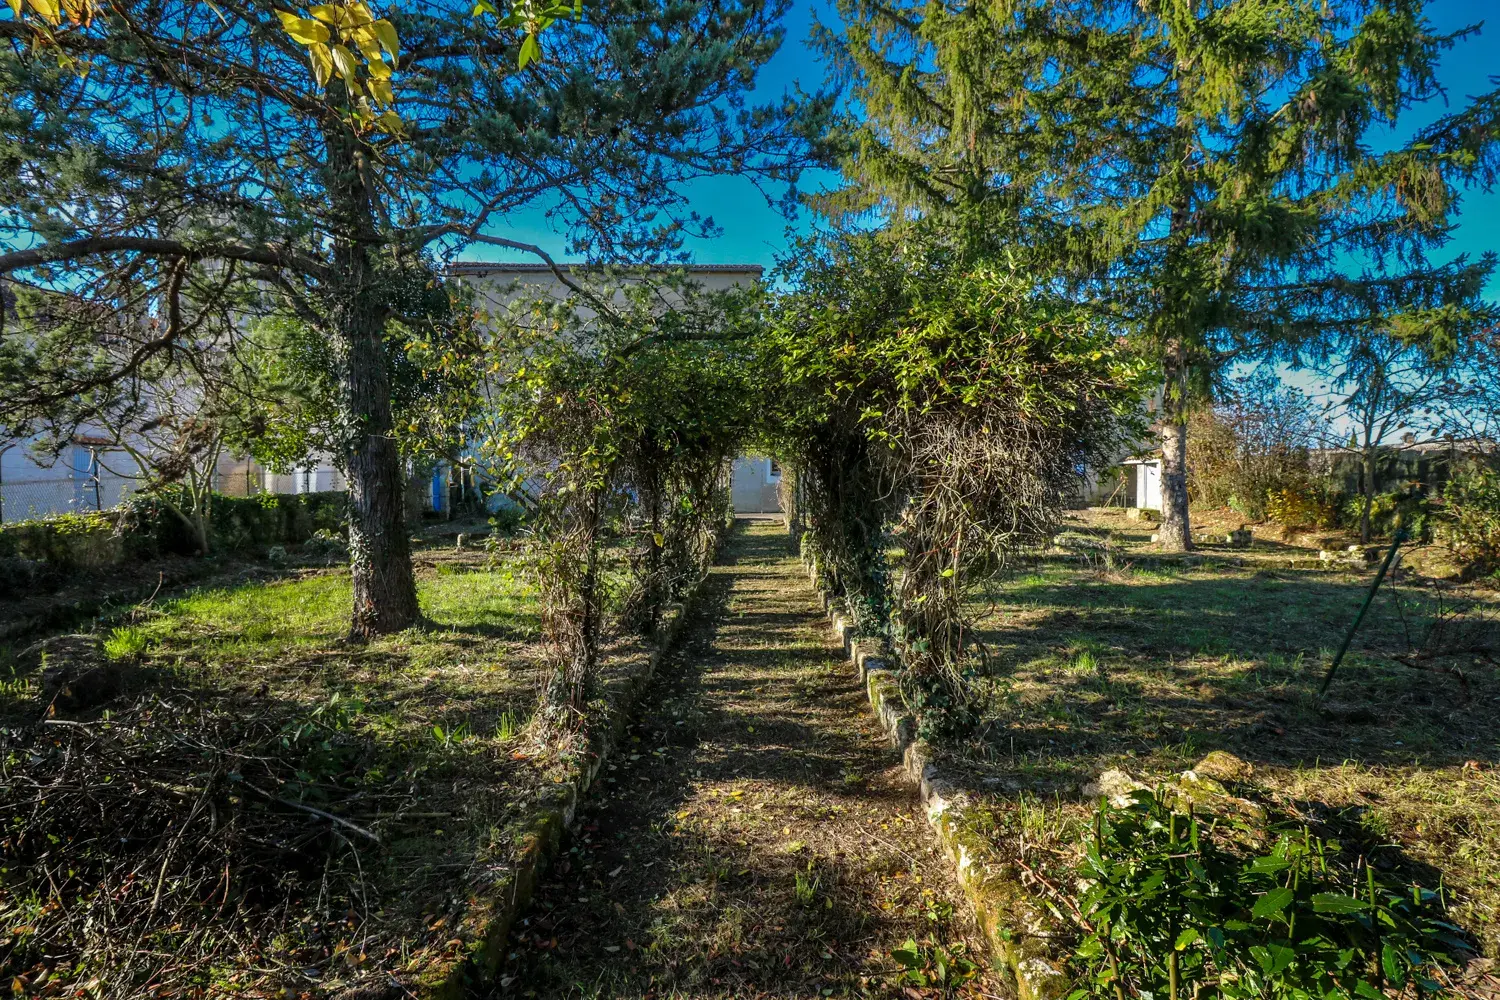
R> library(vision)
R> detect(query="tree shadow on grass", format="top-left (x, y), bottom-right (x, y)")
top-left (963, 558), bottom-right (1498, 775)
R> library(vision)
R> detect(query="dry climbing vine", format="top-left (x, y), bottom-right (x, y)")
top-left (475, 273), bottom-right (758, 724)
top-left (764, 225), bottom-right (1149, 735)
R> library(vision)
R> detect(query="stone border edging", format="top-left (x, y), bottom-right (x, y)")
top-left (802, 552), bottom-right (1070, 1000)
top-left (408, 543), bottom-right (724, 1000)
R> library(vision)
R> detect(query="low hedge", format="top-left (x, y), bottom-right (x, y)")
top-left (0, 491), bottom-right (347, 599)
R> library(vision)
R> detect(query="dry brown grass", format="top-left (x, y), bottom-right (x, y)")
top-left (0, 531), bottom-right (580, 997)
top-left (935, 506), bottom-right (1500, 964)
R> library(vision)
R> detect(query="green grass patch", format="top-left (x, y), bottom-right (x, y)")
top-left (0, 544), bottom-right (572, 996)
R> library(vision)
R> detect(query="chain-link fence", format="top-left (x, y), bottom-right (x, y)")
top-left (0, 475), bottom-right (140, 524)
top-left (216, 467), bottom-right (350, 496)
top-left (2, 461), bottom-right (365, 524)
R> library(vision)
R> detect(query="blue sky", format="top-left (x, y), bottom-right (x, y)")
top-left (460, 0), bottom-right (1500, 294)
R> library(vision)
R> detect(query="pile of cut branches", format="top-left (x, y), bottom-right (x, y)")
top-left (1, 686), bottom-right (472, 995)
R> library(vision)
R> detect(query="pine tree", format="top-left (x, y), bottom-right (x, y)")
top-left (0, 0), bottom-right (822, 634)
top-left (820, 0), bottom-right (1498, 549)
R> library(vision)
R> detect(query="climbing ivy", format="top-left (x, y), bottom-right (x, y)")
top-left (763, 224), bottom-right (1148, 733)
top-left (474, 273), bottom-right (760, 721)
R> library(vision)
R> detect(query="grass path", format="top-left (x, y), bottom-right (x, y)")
top-left (486, 520), bottom-right (1000, 999)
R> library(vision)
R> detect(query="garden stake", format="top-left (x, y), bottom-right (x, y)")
top-left (1318, 526), bottom-right (1406, 696)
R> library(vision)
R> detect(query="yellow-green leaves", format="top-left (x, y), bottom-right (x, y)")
top-left (330, 42), bottom-right (359, 79)
top-left (372, 18), bottom-right (398, 62)
top-left (8, 0), bottom-right (97, 28)
top-left (6, 0), bottom-right (100, 70)
top-left (275, 0), bottom-right (401, 127)
top-left (307, 39), bottom-right (334, 87)
top-left (518, 32), bottom-right (540, 69)
top-left (275, 11), bottom-right (329, 45)
top-left (471, 0), bottom-right (584, 70)
top-left (13, 0), bottom-right (62, 23)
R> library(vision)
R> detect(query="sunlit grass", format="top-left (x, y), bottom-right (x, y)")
top-left (139, 565), bottom-right (540, 658)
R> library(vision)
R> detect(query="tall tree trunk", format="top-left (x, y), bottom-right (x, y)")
top-left (343, 293), bottom-right (421, 636)
top-left (330, 140), bottom-right (421, 639)
top-left (1157, 344), bottom-right (1193, 552)
top-left (1361, 444), bottom-right (1375, 544)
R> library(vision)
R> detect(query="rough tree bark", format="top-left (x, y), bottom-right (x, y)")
top-left (1360, 444), bottom-right (1376, 544)
top-left (1157, 343), bottom-right (1194, 552)
top-left (330, 139), bottom-right (421, 639)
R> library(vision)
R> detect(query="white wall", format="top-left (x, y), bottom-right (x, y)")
top-left (731, 455), bottom-right (782, 513)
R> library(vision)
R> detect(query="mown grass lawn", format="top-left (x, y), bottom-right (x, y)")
top-left (0, 539), bottom-right (587, 997)
top-left (944, 507), bottom-right (1500, 959)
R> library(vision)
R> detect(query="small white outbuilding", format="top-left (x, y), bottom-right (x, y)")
top-left (1121, 456), bottom-right (1162, 512)
top-left (730, 455), bottom-right (783, 513)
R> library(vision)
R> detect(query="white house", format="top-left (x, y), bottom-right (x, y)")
top-left (730, 454), bottom-right (782, 514)
top-left (0, 262), bottom-right (768, 524)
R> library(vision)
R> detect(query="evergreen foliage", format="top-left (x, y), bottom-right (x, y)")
top-left (818, 0), bottom-right (1500, 551)
top-left (0, 0), bottom-right (821, 635)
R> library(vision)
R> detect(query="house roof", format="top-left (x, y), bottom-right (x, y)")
top-left (1309, 437), bottom-right (1494, 456)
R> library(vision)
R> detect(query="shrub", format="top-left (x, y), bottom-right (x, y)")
top-left (488, 502), bottom-right (526, 535)
top-left (1342, 490), bottom-right (1433, 541)
top-left (1264, 482), bottom-right (1342, 530)
top-left (1435, 463), bottom-right (1500, 567)
top-left (1188, 371), bottom-right (1321, 518)
top-left (0, 491), bottom-right (350, 595)
top-left (1069, 790), bottom-right (1470, 1000)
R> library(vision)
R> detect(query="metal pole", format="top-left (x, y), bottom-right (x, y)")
top-left (1319, 526), bottom-right (1407, 696)
top-left (92, 448), bottom-right (102, 510)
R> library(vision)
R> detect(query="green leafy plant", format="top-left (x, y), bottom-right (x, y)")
top-left (1341, 491), bottom-right (1432, 541)
top-left (1069, 790), bottom-right (1471, 1000)
top-left (493, 709), bottom-right (525, 742)
top-left (793, 865), bottom-right (821, 907)
top-left (891, 937), bottom-right (978, 990)
top-left (278, 692), bottom-right (368, 797)
top-left (1435, 463), bottom-right (1500, 568)
top-left (431, 719), bottom-right (473, 748)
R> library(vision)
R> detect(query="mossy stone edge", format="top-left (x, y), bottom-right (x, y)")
top-left (807, 554), bottom-right (1071, 1000)
top-left (401, 544), bottom-right (723, 1000)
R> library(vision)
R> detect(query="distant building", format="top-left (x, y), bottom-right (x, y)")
top-left (730, 455), bottom-right (782, 514)
top-left (0, 262), bottom-right (786, 523)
